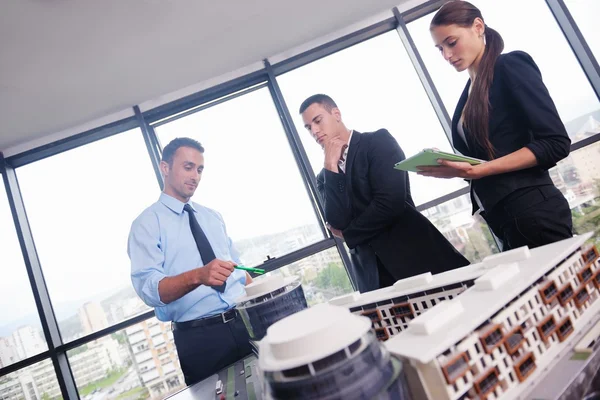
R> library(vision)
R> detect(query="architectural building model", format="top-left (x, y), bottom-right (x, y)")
top-left (526, 315), bottom-right (600, 399)
top-left (328, 251), bottom-right (527, 341)
top-left (236, 275), bottom-right (307, 344)
top-left (258, 303), bottom-right (412, 400)
top-left (385, 233), bottom-right (600, 400)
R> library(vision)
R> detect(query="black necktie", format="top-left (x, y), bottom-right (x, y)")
top-left (183, 204), bottom-right (226, 293)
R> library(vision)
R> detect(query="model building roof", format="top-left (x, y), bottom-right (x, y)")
top-left (385, 233), bottom-right (593, 364)
top-left (329, 245), bottom-right (535, 309)
top-left (258, 303), bottom-right (371, 372)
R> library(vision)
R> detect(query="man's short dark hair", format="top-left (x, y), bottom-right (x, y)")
top-left (161, 137), bottom-right (204, 165)
top-left (299, 94), bottom-right (338, 114)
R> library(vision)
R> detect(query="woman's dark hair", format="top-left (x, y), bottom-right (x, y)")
top-left (431, 1), bottom-right (504, 159)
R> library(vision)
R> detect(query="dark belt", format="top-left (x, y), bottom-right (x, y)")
top-left (172, 308), bottom-right (237, 331)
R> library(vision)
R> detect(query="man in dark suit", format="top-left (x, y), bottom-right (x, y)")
top-left (300, 94), bottom-right (470, 289)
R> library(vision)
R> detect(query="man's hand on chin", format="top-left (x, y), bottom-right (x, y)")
top-left (323, 138), bottom-right (347, 172)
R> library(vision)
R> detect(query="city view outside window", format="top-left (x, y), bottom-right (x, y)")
top-left (550, 141), bottom-right (600, 246)
top-left (277, 31), bottom-right (467, 207)
top-left (1, 314), bottom-right (187, 400)
top-left (67, 317), bottom-right (185, 400)
top-left (418, 140), bottom-right (600, 260)
top-left (154, 87), bottom-right (327, 269)
top-left (408, 0), bottom-right (600, 143)
top-left (267, 247), bottom-right (354, 307)
top-left (0, 360), bottom-right (59, 400)
top-left (0, 182), bottom-right (48, 370)
top-left (420, 194), bottom-right (498, 263)
top-left (1, 1), bottom-right (599, 398)
top-left (15, 128), bottom-right (157, 344)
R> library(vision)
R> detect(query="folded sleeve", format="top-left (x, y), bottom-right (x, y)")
top-left (128, 212), bottom-right (167, 308)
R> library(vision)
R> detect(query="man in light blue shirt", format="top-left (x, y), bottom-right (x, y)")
top-left (128, 137), bottom-right (252, 385)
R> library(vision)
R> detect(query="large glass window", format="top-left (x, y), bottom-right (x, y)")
top-left (67, 316), bottom-right (185, 400)
top-left (16, 129), bottom-right (158, 341)
top-left (550, 140), bottom-right (600, 246)
top-left (0, 182), bottom-right (48, 368)
top-left (564, 0), bottom-right (600, 62)
top-left (277, 31), bottom-right (467, 206)
top-left (268, 248), bottom-right (353, 306)
top-left (420, 194), bottom-right (498, 262)
top-left (154, 87), bottom-right (325, 268)
top-left (408, 0), bottom-right (600, 142)
top-left (0, 360), bottom-right (60, 400)
top-left (419, 141), bottom-right (600, 262)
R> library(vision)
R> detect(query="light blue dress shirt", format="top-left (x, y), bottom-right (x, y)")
top-left (128, 193), bottom-right (246, 322)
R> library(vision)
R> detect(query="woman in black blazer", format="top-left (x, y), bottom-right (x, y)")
top-left (418, 0), bottom-right (573, 251)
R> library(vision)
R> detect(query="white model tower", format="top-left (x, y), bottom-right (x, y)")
top-left (258, 303), bottom-right (413, 400)
top-left (236, 275), bottom-right (307, 343)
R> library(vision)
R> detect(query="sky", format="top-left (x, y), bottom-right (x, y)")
top-left (408, 0), bottom-right (600, 122)
top-left (0, 0), bottom-right (599, 356)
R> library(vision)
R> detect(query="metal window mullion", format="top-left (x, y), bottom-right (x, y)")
top-left (52, 353), bottom-right (79, 399)
top-left (271, 17), bottom-right (397, 76)
top-left (142, 71), bottom-right (267, 124)
top-left (393, 4), bottom-right (500, 254)
top-left (399, 0), bottom-right (446, 24)
top-left (0, 351), bottom-right (51, 377)
top-left (150, 83), bottom-right (268, 129)
top-left (263, 61), bottom-right (356, 289)
top-left (416, 186), bottom-right (470, 212)
top-left (134, 106), bottom-right (164, 190)
top-left (0, 156), bottom-right (79, 399)
top-left (546, 0), bottom-right (600, 101)
top-left (259, 238), bottom-right (337, 274)
top-left (6, 118), bottom-right (139, 169)
top-left (264, 60), bottom-right (328, 234)
top-left (393, 7), bottom-right (454, 149)
top-left (56, 310), bottom-right (155, 353)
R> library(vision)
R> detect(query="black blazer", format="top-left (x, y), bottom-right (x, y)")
top-left (452, 51), bottom-right (571, 214)
top-left (317, 129), bottom-right (469, 281)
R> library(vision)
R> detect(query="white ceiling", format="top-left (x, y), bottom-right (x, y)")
top-left (0, 0), bottom-right (416, 155)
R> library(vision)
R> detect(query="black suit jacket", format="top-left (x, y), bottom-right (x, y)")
top-left (452, 51), bottom-right (571, 214)
top-left (317, 129), bottom-right (469, 281)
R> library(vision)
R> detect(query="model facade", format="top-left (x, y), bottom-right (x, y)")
top-left (328, 252), bottom-right (524, 341)
top-left (386, 233), bottom-right (600, 400)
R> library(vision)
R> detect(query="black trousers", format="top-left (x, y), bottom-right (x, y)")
top-left (482, 185), bottom-right (573, 251)
top-left (349, 244), bottom-right (380, 292)
top-left (377, 256), bottom-right (397, 288)
top-left (173, 313), bottom-right (252, 386)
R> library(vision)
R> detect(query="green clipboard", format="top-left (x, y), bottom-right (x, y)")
top-left (394, 148), bottom-right (485, 172)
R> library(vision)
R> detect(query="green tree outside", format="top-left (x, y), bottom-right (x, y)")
top-left (314, 263), bottom-right (353, 293)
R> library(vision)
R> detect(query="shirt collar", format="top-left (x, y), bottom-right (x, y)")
top-left (343, 130), bottom-right (353, 157)
top-left (159, 192), bottom-right (196, 214)
top-left (339, 130), bottom-right (353, 166)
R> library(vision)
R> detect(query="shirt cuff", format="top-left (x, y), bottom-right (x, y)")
top-left (140, 272), bottom-right (168, 308)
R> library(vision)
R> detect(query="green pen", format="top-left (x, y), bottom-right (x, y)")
top-left (234, 265), bottom-right (265, 275)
